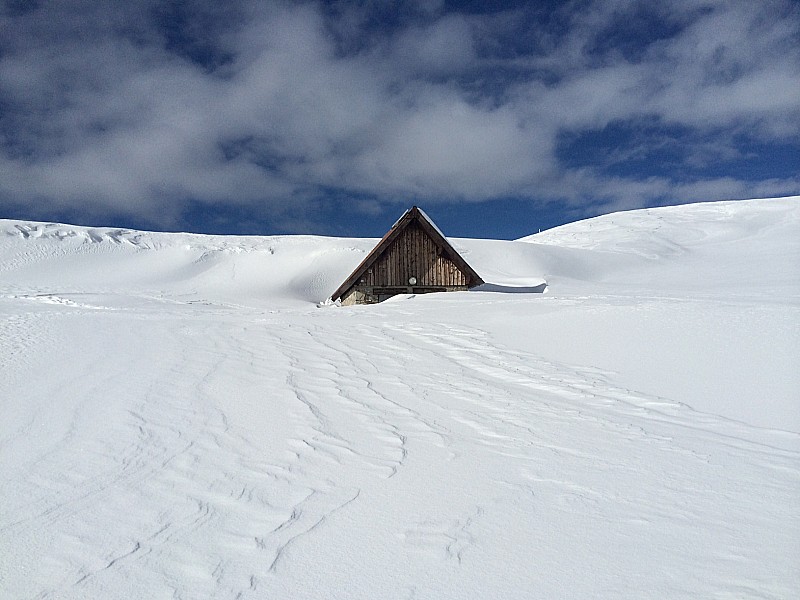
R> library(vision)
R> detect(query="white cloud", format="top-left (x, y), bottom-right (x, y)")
top-left (391, 14), bottom-right (476, 74)
top-left (0, 0), bottom-right (798, 227)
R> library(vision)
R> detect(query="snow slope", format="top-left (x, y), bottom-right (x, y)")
top-left (1, 197), bottom-right (798, 599)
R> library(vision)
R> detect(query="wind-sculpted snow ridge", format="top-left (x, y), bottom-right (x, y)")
top-left (0, 218), bottom-right (381, 306)
top-left (1, 198), bottom-right (799, 599)
top-left (520, 196), bottom-right (800, 298)
top-left (521, 196), bottom-right (800, 253)
top-left (0, 219), bottom-right (550, 305)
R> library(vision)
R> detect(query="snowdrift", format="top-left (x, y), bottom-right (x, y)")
top-left (1, 197), bottom-right (798, 599)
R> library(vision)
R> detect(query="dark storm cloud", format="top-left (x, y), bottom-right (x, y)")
top-left (0, 0), bottom-right (798, 226)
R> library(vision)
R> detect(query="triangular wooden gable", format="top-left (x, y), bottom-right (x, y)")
top-left (331, 206), bottom-right (483, 303)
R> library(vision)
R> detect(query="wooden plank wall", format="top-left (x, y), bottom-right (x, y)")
top-left (363, 224), bottom-right (467, 287)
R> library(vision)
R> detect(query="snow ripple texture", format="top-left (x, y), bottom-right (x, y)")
top-left (0, 197), bottom-right (799, 599)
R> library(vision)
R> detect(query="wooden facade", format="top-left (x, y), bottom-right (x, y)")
top-left (331, 207), bottom-right (483, 305)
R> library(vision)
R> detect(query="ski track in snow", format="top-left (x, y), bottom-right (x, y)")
top-left (1, 199), bottom-right (799, 599)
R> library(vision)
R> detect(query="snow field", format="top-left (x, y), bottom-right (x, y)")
top-left (1, 197), bottom-right (798, 598)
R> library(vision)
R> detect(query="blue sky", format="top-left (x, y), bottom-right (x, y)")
top-left (1, 0), bottom-right (798, 239)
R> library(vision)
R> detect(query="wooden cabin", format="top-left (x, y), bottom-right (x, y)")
top-left (331, 206), bottom-right (484, 305)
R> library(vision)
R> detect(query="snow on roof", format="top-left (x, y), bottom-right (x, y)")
top-left (391, 206), bottom-right (448, 241)
top-left (415, 207), bottom-right (448, 240)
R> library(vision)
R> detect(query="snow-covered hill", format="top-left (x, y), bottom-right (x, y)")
top-left (1, 197), bottom-right (798, 599)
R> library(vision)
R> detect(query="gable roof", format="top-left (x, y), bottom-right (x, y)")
top-left (331, 206), bottom-right (483, 301)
